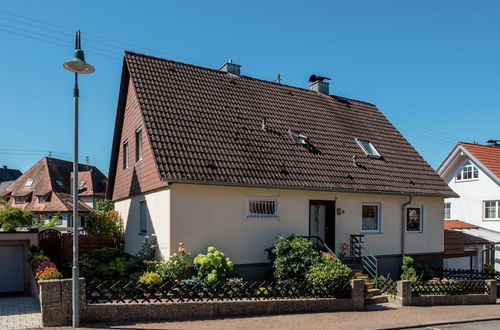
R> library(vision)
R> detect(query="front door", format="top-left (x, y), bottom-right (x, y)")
top-left (309, 201), bottom-right (335, 250)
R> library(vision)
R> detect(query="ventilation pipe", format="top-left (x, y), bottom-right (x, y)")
top-left (401, 195), bottom-right (413, 258)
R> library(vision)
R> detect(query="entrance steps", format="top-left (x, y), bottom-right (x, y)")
top-left (353, 273), bottom-right (388, 305)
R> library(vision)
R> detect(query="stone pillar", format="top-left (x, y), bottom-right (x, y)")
top-left (39, 278), bottom-right (86, 327)
top-left (396, 280), bottom-right (411, 306)
top-left (350, 279), bottom-right (365, 310)
top-left (486, 279), bottom-right (497, 304)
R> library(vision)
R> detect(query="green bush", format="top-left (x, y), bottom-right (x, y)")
top-left (31, 255), bottom-right (49, 270)
top-left (267, 234), bottom-right (321, 283)
top-left (0, 207), bottom-right (32, 232)
top-left (400, 256), bottom-right (434, 282)
top-left (84, 209), bottom-right (123, 238)
top-left (194, 246), bottom-right (233, 283)
top-left (79, 247), bottom-right (138, 281)
top-left (305, 256), bottom-right (352, 285)
top-left (137, 235), bottom-right (157, 261)
top-left (137, 271), bottom-right (162, 285)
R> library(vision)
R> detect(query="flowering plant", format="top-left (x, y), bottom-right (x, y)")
top-left (338, 242), bottom-right (349, 258)
top-left (35, 267), bottom-right (62, 280)
top-left (147, 242), bottom-right (190, 281)
top-left (36, 260), bottom-right (57, 273)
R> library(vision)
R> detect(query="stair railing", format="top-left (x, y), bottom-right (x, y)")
top-left (300, 236), bottom-right (341, 263)
top-left (350, 234), bottom-right (378, 286)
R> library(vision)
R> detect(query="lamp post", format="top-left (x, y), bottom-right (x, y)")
top-left (63, 30), bottom-right (95, 328)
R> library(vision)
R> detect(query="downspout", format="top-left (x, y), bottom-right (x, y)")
top-left (401, 195), bottom-right (413, 258)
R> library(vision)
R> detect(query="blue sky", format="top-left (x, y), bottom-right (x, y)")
top-left (0, 1), bottom-right (498, 174)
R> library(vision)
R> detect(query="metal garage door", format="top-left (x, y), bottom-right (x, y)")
top-left (0, 245), bottom-right (25, 293)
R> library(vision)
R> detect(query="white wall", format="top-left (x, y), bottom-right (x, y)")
top-left (444, 156), bottom-right (500, 232)
top-left (115, 188), bottom-right (171, 258)
top-left (169, 184), bottom-right (444, 265)
top-left (443, 256), bottom-right (470, 270)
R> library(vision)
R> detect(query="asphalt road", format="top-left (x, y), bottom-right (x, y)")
top-left (411, 320), bottom-right (500, 329)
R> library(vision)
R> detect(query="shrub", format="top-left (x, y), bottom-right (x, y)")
top-left (36, 261), bottom-right (57, 273)
top-left (267, 234), bottom-right (321, 283)
top-left (32, 214), bottom-right (60, 228)
top-left (151, 242), bottom-right (190, 281)
top-left (305, 256), bottom-right (352, 285)
top-left (194, 246), bottom-right (233, 283)
top-left (137, 235), bottom-right (157, 261)
top-left (0, 207), bottom-right (32, 232)
top-left (84, 209), bottom-right (123, 238)
top-left (31, 255), bottom-right (50, 270)
top-left (137, 272), bottom-right (162, 285)
top-left (35, 267), bottom-right (62, 280)
top-left (400, 256), bottom-right (434, 282)
top-left (79, 247), bottom-right (138, 281)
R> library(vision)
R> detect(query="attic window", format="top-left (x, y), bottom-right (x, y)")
top-left (456, 160), bottom-right (478, 181)
top-left (24, 178), bottom-right (33, 187)
top-left (79, 181), bottom-right (86, 188)
top-left (56, 180), bottom-right (64, 187)
top-left (356, 139), bottom-right (381, 158)
top-left (288, 130), bottom-right (309, 146)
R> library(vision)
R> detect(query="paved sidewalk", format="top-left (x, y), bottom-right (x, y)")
top-left (48, 302), bottom-right (500, 330)
top-left (0, 296), bottom-right (42, 329)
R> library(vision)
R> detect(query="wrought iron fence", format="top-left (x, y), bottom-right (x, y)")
top-left (86, 279), bottom-right (352, 304)
top-left (442, 268), bottom-right (500, 282)
top-left (377, 275), bottom-right (397, 295)
top-left (411, 280), bottom-right (490, 296)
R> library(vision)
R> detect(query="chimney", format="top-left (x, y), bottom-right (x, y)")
top-left (309, 74), bottom-right (331, 94)
top-left (2, 165), bottom-right (6, 169)
top-left (487, 139), bottom-right (500, 148)
top-left (219, 59), bottom-right (241, 76)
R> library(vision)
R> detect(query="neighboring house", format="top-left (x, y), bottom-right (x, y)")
top-left (437, 141), bottom-right (500, 271)
top-left (0, 165), bottom-right (22, 194)
top-left (0, 157), bottom-right (107, 227)
top-left (107, 52), bottom-right (456, 278)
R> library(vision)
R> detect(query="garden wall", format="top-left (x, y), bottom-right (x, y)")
top-left (38, 278), bottom-right (364, 326)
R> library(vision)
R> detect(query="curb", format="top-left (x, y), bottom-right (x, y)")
top-left (374, 316), bottom-right (500, 329)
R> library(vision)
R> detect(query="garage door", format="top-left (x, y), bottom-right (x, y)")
top-left (0, 245), bottom-right (25, 293)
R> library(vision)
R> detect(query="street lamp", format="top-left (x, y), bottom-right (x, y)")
top-left (63, 29), bottom-right (95, 328)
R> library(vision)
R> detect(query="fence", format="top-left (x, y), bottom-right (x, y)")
top-left (86, 278), bottom-right (352, 304)
top-left (411, 280), bottom-right (490, 296)
top-left (61, 234), bottom-right (120, 263)
top-left (377, 275), bottom-right (397, 295)
top-left (442, 268), bottom-right (500, 282)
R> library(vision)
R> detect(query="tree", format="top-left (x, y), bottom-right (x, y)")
top-left (0, 207), bottom-right (33, 232)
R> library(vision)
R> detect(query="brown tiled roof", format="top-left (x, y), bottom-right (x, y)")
top-left (444, 220), bottom-right (479, 230)
top-left (109, 52), bottom-right (456, 197)
top-left (460, 142), bottom-right (500, 179)
top-left (1, 157), bottom-right (106, 213)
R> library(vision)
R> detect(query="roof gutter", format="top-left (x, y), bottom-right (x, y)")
top-left (401, 195), bottom-right (413, 258)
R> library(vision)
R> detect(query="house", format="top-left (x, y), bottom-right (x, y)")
top-left (107, 52), bottom-right (456, 278)
top-left (0, 157), bottom-right (107, 227)
top-left (0, 165), bottom-right (22, 194)
top-left (437, 141), bottom-right (500, 271)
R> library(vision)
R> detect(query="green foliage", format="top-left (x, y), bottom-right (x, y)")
top-left (31, 255), bottom-right (49, 270)
top-left (150, 242), bottom-right (189, 281)
top-left (400, 256), bottom-right (434, 282)
top-left (305, 256), bottom-right (352, 285)
top-left (137, 235), bottom-right (158, 261)
top-left (79, 247), bottom-right (139, 281)
top-left (95, 199), bottom-right (114, 212)
top-left (194, 246), bottom-right (233, 283)
top-left (84, 209), bottom-right (123, 238)
top-left (484, 264), bottom-right (495, 273)
top-left (32, 214), bottom-right (60, 228)
top-left (0, 207), bottom-right (33, 232)
top-left (267, 234), bottom-right (321, 283)
top-left (137, 271), bottom-right (162, 285)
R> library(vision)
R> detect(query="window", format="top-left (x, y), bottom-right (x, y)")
top-left (38, 195), bottom-right (50, 203)
top-left (123, 140), bottom-right (129, 170)
top-left (406, 207), bottom-right (423, 232)
top-left (24, 178), bottom-right (33, 187)
top-left (14, 196), bottom-right (28, 204)
top-left (484, 201), bottom-right (500, 220)
top-left (356, 139), bottom-right (381, 158)
top-left (456, 160), bottom-right (479, 181)
top-left (56, 180), bottom-right (64, 188)
top-left (139, 201), bottom-right (147, 234)
top-left (444, 203), bottom-right (451, 219)
top-left (361, 203), bottom-right (381, 232)
top-left (136, 127), bottom-right (143, 162)
top-left (79, 181), bottom-right (86, 188)
top-left (246, 196), bottom-right (279, 218)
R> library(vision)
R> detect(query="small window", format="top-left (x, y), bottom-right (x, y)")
top-left (484, 201), bottom-right (500, 220)
top-left (361, 203), bottom-right (381, 232)
top-left (456, 160), bottom-right (479, 181)
top-left (56, 180), bottom-right (64, 187)
top-left (139, 201), bottom-right (147, 234)
top-left (24, 178), bottom-right (33, 187)
top-left (444, 203), bottom-right (451, 220)
top-left (136, 127), bottom-right (143, 162)
top-left (123, 140), bottom-right (129, 170)
top-left (14, 196), bottom-right (26, 204)
top-left (247, 196), bottom-right (279, 218)
top-left (356, 139), bottom-right (381, 157)
top-left (79, 181), bottom-right (86, 188)
top-left (406, 207), bottom-right (423, 232)
top-left (38, 195), bottom-right (50, 203)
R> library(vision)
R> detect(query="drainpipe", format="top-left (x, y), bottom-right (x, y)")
top-left (401, 195), bottom-right (413, 258)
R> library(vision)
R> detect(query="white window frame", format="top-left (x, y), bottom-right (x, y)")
top-left (135, 127), bottom-right (143, 162)
top-left (361, 203), bottom-right (382, 233)
top-left (246, 196), bottom-right (280, 219)
top-left (455, 160), bottom-right (479, 182)
top-left (24, 178), bottom-right (34, 187)
top-left (483, 200), bottom-right (500, 221)
top-left (444, 202), bottom-right (451, 220)
top-left (355, 138), bottom-right (381, 158)
top-left (123, 139), bottom-right (129, 170)
top-left (405, 206), bottom-right (424, 233)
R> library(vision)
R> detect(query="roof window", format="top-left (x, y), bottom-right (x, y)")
top-left (56, 180), bottom-right (64, 187)
top-left (24, 178), bottom-right (33, 187)
top-left (356, 139), bottom-right (381, 158)
top-left (79, 181), bottom-right (86, 187)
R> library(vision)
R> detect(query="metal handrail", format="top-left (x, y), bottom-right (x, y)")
top-left (300, 235), bottom-right (341, 263)
top-left (350, 234), bottom-right (378, 286)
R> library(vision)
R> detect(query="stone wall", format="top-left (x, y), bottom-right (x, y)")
top-left (38, 279), bottom-right (364, 326)
top-left (395, 280), bottom-right (497, 306)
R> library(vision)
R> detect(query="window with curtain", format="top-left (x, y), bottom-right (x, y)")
top-left (362, 203), bottom-right (380, 232)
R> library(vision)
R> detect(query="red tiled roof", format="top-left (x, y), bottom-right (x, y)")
top-left (460, 142), bottom-right (500, 179)
top-left (444, 219), bottom-right (479, 229)
top-left (109, 52), bottom-right (456, 197)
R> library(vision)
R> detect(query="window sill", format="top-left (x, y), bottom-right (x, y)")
top-left (405, 231), bottom-right (423, 234)
top-left (139, 232), bottom-right (147, 236)
top-left (361, 231), bottom-right (382, 234)
top-left (483, 219), bottom-right (500, 221)
top-left (455, 178), bottom-right (479, 183)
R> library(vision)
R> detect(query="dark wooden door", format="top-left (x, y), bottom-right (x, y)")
top-left (309, 200), bottom-right (335, 250)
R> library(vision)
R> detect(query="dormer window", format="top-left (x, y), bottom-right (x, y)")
top-left (24, 178), bottom-right (33, 187)
top-left (38, 194), bottom-right (50, 203)
top-left (456, 160), bottom-right (478, 181)
top-left (356, 139), bottom-right (381, 158)
top-left (14, 196), bottom-right (30, 204)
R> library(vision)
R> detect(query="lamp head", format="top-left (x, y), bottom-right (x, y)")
top-left (63, 30), bottom-right (95, 74)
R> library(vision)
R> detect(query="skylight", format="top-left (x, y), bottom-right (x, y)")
top-left (79, 181), bottom-right (86, 187)
top-left (56, 180), bottom-right (64, 187)
top-left (24, 178), bottom-right (33, 187)
top-left (356, 139), bottom-right (381, 158)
